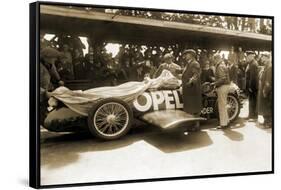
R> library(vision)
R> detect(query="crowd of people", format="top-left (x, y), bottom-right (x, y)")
top-left (40, 34), bottom-right (197, 84)
top-left (40, 33), bottom-right (272, 129)
top-left (168, 48), bottom-right (272, 130)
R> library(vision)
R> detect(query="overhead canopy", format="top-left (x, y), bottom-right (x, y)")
top-left (40, 5), bottom-right (272, 50)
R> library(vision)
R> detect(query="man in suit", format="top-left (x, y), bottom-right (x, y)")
top-left (40, 47), bottom-right (64, 125)
top-left (181, 49), bottom-right (202, 131)
top-left (245, 51), bottom-right (259, 120)
top-left (153, 53), bottom-right (182, 79)
top-left (237, 47), bottom-right (246, 90)
top-left (212, 54), bottom-right (231, 129)
top-left (40, 47), bottom-right (64, 92)
top-left (228, 46), bottom-right (239, 85)
top-left (257, 53), bottom-right (272, 128)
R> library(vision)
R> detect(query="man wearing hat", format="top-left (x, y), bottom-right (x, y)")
top-left (181, 49), bottom-right (202, 131)
top-left (153, 53), bottom-right (182, 79)
top-left (40, 47), bottom-right (64, 91)
top-left (212, 54), bottom-right (231, 129)
top-left (40, 47), bottom-right (64, 124)
top-left (257, 53), bottom-right (272, 128)
top-left (245, 51), bottom-right (259, 120)
top-left (228, 46), bottom-right (239, 85)
top-left (55, 44), bottom-right (75, 80)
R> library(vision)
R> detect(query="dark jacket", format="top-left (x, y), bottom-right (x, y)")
top-left (40, 63), bottom-right (51, 92)
top-left (246, 59), bottom-right (259, 93)
top-left (40, 61), bottom-right (61, 91)
top-left (40, 61), bottom-right (61, 104)
top-left (229, 64), bottom-right (239, 85)
top-left (73, 56), bottom-right (86, 79)
top-left (201, 68), bottom-right (215, 83)
top-left (182, 59), bottom-right (202, 114)
top-left (258, 64), bottom-right (272, 116)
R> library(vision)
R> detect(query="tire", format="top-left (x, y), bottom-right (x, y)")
top-left (214, 93), bottom-right (241, 123)
top-left (227, 93), bottom-right (241, 122)
top-left (87, 98), bottom-right (133, 140)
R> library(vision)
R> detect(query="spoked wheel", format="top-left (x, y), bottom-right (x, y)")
top-left (88, 98), bottom-right (133, 140)
top-left (227, 94), bottom-right (240, 122)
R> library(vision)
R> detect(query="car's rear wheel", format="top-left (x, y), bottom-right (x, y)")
top-left (227, 93), bottom-right (240, 122)
top-left (87, 98), bottom-right (133, 140)
top-left (215, 93), bottom-right (240, 123)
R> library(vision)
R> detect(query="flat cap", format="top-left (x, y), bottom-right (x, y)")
top-left (245, 51), bottom-right (256, 56)
top-left (163, 53), bottom-right (174, 60)
top-left (261, 52), bottom-right (271, 58)
top-left (182, 49), bottom-right (196, 57)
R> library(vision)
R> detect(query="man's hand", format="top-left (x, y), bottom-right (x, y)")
top-left (185, 80), bottom-right (192, 87)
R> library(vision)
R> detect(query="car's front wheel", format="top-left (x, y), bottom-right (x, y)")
top-left (87, 98), bottom-right (133, 140)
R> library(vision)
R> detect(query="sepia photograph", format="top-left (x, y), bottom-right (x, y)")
top-left (33, 1), bottom-right (273, 188)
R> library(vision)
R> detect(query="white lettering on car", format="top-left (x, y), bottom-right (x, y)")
top-left (163, 90), bottom-right (175, 109)
top-left (133, 90), bottom-right (184, 112)
top-left (151, 91), bottom-right (165, 110)
top-left (173, 90), bottom-right (183, 109)
top-left (133, 90), bottom-right (215, 117)
top-left (133, 92), bottom-right (152, 112)
top-left (201, 107), bottom-right (214, 114)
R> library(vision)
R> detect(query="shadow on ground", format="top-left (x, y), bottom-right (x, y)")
top-left (41, 121), bottom-right (214, 170)
top-left (41, 115), bottom-right (268, 170)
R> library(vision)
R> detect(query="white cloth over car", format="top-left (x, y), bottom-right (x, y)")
top-left (48, 70), bottom-right (181, 116)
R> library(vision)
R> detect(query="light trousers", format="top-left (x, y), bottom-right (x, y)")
top-left (217, 84), bottom-right (230, 126)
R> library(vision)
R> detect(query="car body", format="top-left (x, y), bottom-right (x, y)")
top-left (44, 81), bottom-right (242, 140)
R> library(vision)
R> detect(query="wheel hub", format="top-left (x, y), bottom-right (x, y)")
top-left (106, 114), bottom-right (116, 124)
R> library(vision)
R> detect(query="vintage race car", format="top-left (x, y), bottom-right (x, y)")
top-left (44, 70), bottom-right (242, 140)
